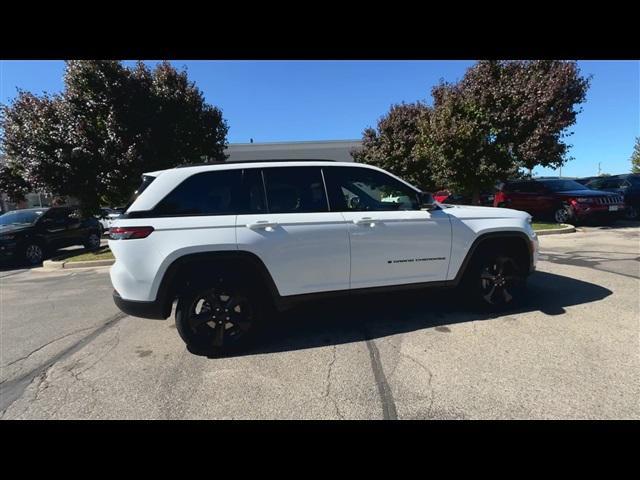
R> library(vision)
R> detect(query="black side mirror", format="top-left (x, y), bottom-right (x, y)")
top-left (419, 192), bottom-right (437, 211)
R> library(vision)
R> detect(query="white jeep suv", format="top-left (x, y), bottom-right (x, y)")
top-left (109, 161), bottom-right (538, 355)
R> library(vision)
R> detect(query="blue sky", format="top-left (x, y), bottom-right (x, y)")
top-left (1, 60), bottom-right (638, 178)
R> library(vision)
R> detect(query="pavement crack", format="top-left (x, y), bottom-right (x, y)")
top-left (3, 325), bottom-right (98, 369)
top-left (364, 335), bottom-right (398, 420)
top-left (322, 345), bottom-right (344, 420)
top-left (0, 312), bottom-right (127, 416)
top-left (385, 341), bottom-right (435, 418)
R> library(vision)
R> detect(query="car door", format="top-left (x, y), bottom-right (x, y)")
top-left (39, 208), bottom-right (72, 249)
top-left (64, 208), bottom-right (86, 245)
top-left (509, 182), bottom-right (537, 214)
top-left (236, 166), bottom-right (350, 296)
top-left (324, 166), bottom-right (451, 290)
top-left (531, 183), bottom-right (556, 216)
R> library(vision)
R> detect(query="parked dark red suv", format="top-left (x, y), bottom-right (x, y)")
top-left (494, 178), bottom-right (625, 224)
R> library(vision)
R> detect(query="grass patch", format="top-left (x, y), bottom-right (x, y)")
top-left (532, 222), bottom-right (567, 231)
top-left (64, 247), bottom-right (114, 263)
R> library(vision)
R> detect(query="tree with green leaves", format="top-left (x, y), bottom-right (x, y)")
top-left (356, 60), bottom-right (590, 202)
top-left (417, 81), bottom-right (518, 203)
top-left (459, 60), bottom-right (591, 173)
top-left (631, 137), bottom-right (640, 174)
top-left (351, 102), bottom-right (434, 191)
top-left (424, 61), bottom-right (590, 202)
top-left (0, 60), bottom-right (229, 214)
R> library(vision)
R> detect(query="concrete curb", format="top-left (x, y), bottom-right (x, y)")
top-left (41, 258), bottom-right (114, 270)
top-left (534, 224), bottom-right (576, 236)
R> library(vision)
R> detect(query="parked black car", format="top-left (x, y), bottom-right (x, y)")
top-left (584, 174), bottom-right (640, 220)
top-left (0, 207), bottom-right (102, 266)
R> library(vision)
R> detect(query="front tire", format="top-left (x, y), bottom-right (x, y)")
top-left (463, 248), bottom-right (527, 311)
top-left (175, 281), bottom-right (262, 356)
top-left (625, 205), bottom-right (639, 220)
top-left (553, 204), bottom-right (573, 224)
top-left (24, 243), bottom-right (44, 266)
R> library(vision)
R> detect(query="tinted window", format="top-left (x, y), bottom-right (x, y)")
top-left (505, 181), bottom-right (541, 193)
top-left (261, 167), bottom-right (328, 214)
top-left (604, 178), bottom-right (625, 189)
top-left (243, 168), bottom-right (267, 214)
top-left (0, 209), bottom-right (46, 226)
top-left (45, 208), bottom-right (73, 221)
top-left (540, 179), bottom-right (589, 192)
top-left (586, 178), bottom-right (605, 189)
top-left (125, 175), bottom-right (156, 212)
top-left (153, 170), bottom-right (242, 216)
top-left (324, 167), bottom-right (419, 211)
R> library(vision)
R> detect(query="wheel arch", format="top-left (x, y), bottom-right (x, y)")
top-left (453, 231), bottom-right (534, 285)
top-left (154, 250), bottom-right (281, 319)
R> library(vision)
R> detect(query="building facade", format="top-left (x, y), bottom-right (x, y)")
top-left (225, 139), bottom-right (362, 163)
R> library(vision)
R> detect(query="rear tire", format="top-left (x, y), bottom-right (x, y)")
top-left (175, 279), bottom-right (263, 356)
top-left (84, 232), bottom-right (101, 250)
top-left (462, 247), bottom-right (527, 312)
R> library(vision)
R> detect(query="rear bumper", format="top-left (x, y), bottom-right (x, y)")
top-left (113, 290), bottom-right (168, 320)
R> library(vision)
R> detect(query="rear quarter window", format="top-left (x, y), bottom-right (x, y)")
top-left (153, 170), bottom-right (243, 216)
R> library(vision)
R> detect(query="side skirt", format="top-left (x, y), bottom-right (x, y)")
top-left (274, 280), bottom-right (456, 311)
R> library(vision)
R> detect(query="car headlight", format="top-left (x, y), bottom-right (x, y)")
top-left (526, 215), bottom-right (532, 224)
top-left (0, 235), bottom-right (16, 241)
top-left (575, 197), bottom-right (592, 203)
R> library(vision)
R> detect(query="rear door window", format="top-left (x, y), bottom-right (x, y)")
top-left (262, 167), bottom-right (329, 213)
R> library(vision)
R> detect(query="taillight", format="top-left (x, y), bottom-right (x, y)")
top-left (109, 226), bottom-right (154, 240)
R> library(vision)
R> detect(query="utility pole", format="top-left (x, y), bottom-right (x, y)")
top-left (597, 162), bottom-right (601, 176)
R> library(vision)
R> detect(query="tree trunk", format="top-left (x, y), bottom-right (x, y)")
top-left (472, 189), bottom-right (481, 205)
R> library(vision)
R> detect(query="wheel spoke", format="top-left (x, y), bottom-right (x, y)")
top-left (213, 322), bottom-right (225, 347)
top-left (231, 316), bottom-right (252, 332)
top-left (480, 272), bottom-right (496, 281)
top-left (483, 285), bottom-right (497, 303)
top-left (191, 311), bottom-right (213, 328)
top-left (224, 296), bottom-right (241, 312)
top-left (502, 288), bottom-right (513, 303)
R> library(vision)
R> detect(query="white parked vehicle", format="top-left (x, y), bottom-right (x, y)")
top-left (97, 208), bottom-right (125, 233)
top-left (109, 161), bottom-right (538, 355)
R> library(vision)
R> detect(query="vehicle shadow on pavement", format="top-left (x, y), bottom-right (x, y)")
top-left (0, 263), bottom-right (42, 274)
top-left (200, 271), bottom-right (613, 358)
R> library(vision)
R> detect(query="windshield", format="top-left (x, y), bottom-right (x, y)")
top-left (540, 179), bottom-right (590, 192)
top-left (0, 210), bottom-right (46, 226)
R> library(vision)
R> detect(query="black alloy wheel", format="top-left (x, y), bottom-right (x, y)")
top-left (176, 283), bottom-right (260, 356)
top-left (24, 243), bottom-right (44, 266)
top-left (478, 255), bottom-right (523, 307)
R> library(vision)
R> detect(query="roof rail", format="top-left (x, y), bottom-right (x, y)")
top-left (175, 159), bottom-right (337, 168)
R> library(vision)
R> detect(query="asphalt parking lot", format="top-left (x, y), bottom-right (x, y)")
top-left (1, 224), bottom-right (638, 419)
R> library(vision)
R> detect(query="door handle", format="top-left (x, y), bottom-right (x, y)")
top-left (247, 220), bottom-right (278, 231)
top-left (354, 217), bottom-right (376, 226)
